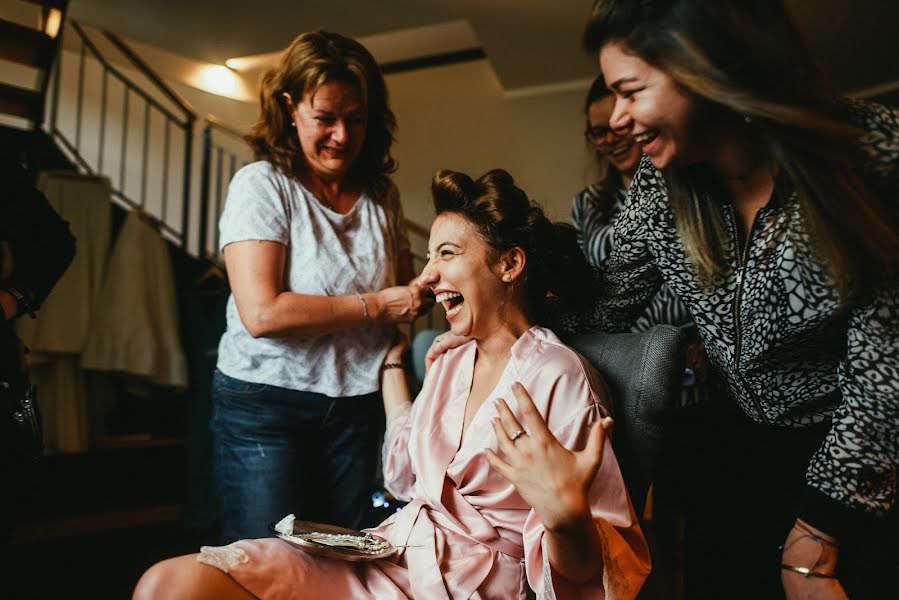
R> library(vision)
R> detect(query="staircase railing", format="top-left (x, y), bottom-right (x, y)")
top-left (0, 0), bottom-right (69, 127)
top-left (198, 115), bottom-right (252, 262)
top-left (46, 19), bottom-right (196, 247)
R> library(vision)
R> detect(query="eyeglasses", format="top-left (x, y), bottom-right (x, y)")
top-left (584, 125), bottom-right (613, 143)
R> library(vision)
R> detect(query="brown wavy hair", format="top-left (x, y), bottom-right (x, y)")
top-left (246, 31), bottom-right (397, 197)
top-left (431, 169), bottom-right (594, 325)
top-left (583, 0), bottom-right (899, 298)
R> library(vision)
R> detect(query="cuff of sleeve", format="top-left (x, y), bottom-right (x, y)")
top-left (0, 281), bottom-right (37, 319)
top-left (796, 485), bottom-right (879, 542)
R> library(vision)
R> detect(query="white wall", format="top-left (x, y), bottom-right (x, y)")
top-left (386, 60), bottom-right (600, 237)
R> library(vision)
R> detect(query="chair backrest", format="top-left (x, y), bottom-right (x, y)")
top-left (411, 328), bottom-right (443, 385)
top-left (564, 325), bottom-right (685, 518)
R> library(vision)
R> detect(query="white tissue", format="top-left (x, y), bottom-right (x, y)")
top-left (274, 513), bottom-right (296, 535)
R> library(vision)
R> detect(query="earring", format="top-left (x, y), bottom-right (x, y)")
top-left (502, 273), bottom-right (512, 282)
top-left (290, 121), bottom-right (297, 128)
top-left (743, 115), bottom-right (752, 124)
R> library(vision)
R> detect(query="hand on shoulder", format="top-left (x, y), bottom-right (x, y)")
top-left (424, 332), bottom-right (471, 371)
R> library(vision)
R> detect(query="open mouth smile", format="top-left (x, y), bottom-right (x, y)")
top-left (435, 291), bottom-right (464, 320)
top-left (633, 129), bottom-right (659, 145)
top-left (609, 141), bottom-right (634, 156)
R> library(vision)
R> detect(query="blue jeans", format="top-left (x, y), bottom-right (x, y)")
top-left (210, 370), bottom-right (385, 544)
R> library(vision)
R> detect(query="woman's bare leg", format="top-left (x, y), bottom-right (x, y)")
top-left (133, 554), bottom-right (256, 600)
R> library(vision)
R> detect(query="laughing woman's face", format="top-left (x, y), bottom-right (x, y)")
top-left (587, 95), bottom-right (643, 177)
top-left (599, 42), bottom-right (705, 169)
top-left (288, 80), bottom-right (368, 182)
top-left (419, 213), bottom-right (509, 339)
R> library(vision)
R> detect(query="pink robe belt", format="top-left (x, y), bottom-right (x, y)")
top-left (378, 496), bottom-right (526, 599)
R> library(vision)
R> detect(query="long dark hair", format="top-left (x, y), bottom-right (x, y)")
top-left (431, 169), bottom-right (594, 325)
top-left (584, 0), bottom-right (899, 296)
top-left (246, 31), bottom-right (397, 198)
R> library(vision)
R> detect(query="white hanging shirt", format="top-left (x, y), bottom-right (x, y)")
top-left (81, 210), bottom-right (188, 388)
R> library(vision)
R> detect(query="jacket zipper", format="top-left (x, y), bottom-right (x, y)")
top-left (726, 204), bottom-right (770, 424)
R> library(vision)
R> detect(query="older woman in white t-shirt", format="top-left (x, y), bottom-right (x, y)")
top-left (212, 31), bottom-right (430, 543)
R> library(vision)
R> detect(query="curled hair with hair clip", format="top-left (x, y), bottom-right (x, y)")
top-left (431, 169), bottom-right (594, 325)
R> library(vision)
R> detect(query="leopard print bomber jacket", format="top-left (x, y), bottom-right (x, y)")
top-left (560, 100), bottom-right (898, 526)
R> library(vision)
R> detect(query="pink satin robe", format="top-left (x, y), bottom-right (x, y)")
top-left (199, 326), bottom-right (650, 599)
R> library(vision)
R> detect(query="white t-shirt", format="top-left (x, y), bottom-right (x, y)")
top-left (216, 161), bottom-right (409, 397)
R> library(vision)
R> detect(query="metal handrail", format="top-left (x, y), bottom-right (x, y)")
top-left (47, 19), bottom-right (196, 250)
top-left (66, 22), bottom-right (190, 126)
top-left (101, 30), bottom-right (196, 118)
top-left (198, 116), bottom-right (251, 262)
top-left (205, 114), bottom-right (245, 140)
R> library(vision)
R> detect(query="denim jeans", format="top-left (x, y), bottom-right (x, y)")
top-left (210, 370), bottom-right (385, 544)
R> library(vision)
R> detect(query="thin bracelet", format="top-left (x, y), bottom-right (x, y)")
top-left (382, 362), bottom-right (404, 370)
top-left (356, 293), bottom-right (369, 320)
top-left (781, 564), bottom-right (838, 579)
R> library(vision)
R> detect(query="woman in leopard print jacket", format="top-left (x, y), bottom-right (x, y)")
top-left (572, 2), bottom-right (899, 599)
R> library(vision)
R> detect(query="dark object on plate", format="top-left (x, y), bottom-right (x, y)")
top-left (269, 519), bottom-right (397, 562)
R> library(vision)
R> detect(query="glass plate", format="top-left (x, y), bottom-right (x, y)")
top-left (269, 519), bottom-right (397, 562)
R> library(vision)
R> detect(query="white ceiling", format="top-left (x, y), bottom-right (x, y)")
top-left (68, 0), bottom-right (899, 96)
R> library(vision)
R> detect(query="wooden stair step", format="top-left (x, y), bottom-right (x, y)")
top-left (0, 82), bottom-right (42, 120)
top-left (0, 18), bottom-right (54, 68)
top-left (20, 442), bottom-right (186, 521)
top-left (11, 504), bottom-right (184, 543)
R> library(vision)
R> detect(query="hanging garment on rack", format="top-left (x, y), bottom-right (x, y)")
top-left (15, 171), bottom-right (113, 452)
top-left (81, 210), bottom-right (188, 388)
top-left (18, 171), bottom-right (112, 353)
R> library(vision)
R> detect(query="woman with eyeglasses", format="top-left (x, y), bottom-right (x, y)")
top-left (570, 1), bottom-right (898, 599)
top-left (573, 74), bottom-right (692, 332)
top-left (427, 2), bottom-right (897, 598)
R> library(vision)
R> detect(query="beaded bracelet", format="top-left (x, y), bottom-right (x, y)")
top-left (382, 363), bottom-right (404, 370)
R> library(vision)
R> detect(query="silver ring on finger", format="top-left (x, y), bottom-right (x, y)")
top-left (509, 429), bottom-right (526, 443)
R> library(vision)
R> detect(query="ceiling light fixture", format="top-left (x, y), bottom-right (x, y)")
top-left (43, 8), bottom-right (62, 38)
top-left (196, 64), bottom-right (250, 100)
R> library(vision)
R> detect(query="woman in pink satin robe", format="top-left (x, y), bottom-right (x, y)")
top-left (133, 170), bottom-right (650, 599)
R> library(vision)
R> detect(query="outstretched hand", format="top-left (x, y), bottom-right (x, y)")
top-left (485, 382), bottom-right (612, 531)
